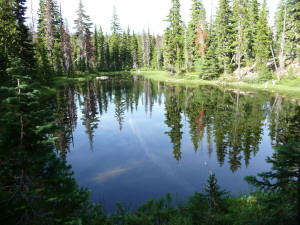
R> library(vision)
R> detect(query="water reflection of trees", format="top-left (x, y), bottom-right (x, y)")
top-left (80, 81), bottom-right (99, 151)
top-left (54, 85), bottom-right (77, 159)
top-left (164, 88), bottom-right (183, 162)
top-left (53, 76), bottom-right (300, 172)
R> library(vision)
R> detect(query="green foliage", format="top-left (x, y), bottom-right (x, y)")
top-left (232, 0), bottom-right (248, 78)
top-left (164, 0), bottom-right (185, 74)
top-left (286, 66), bottom-right (296, 80)
top-left (1, 0), bottom-right (300, 223)
top-left (74, 0), bottom-right (93, 72)
top-left (186, 173), bottom-right (229, 225)
top-left (80, 141), bottom-right (300, 224)
top-left (280, 76), bottom-right (300, 87)
top-left (275, 0), bottom-right (300, 62)
top-left (244, 0), bottom-right (260, 62)
top-left (214, 0), bottom-right (234, 74)
top-left (187, 0), bottom-right (206, 71)
top-left (36, 0), bottom-right (64, 77)
top-left (0, 58), bottom-right (94, 224)
top-left (111, 6), bottom-right (121, 34)
top-left (242, 77), bottom-right (261, 84)
top-left (195, 57), bottom-right (204, 74)
top-left (200, 21), bottom-right (220, 79)
top-left (0, 0), bottom-right (36, 82)
top-left (258, 63), bottom-right (272, 80)
top-left (254, 0), bottom-right (271, 65)
top-left (245, 141), bottom-right (300, 224)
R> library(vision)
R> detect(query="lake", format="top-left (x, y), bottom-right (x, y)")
top-left (53, 74), bottom-right (300, 212)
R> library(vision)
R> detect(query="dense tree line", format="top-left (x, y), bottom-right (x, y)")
top-left (0, 0), bottom-right (299, 224)
top-left (2, 0), bottom-right (298, 84)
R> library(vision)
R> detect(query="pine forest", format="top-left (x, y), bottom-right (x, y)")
top-left (0, 0), bottom-right (300, 224)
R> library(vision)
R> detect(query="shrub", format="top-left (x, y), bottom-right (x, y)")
top-left (258, 64), bottom-right (272, 80)
top-left (242, 77), bottom-right (261, 84)
top-left (286, 67), bottom-right (296, 80)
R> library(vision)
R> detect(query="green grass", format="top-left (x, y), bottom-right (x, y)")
top-left (134, 70), bottom-right (300, 99)
top-left (40, 70), bottom-right (300, 99)
top-left (132, 71), bottom-right (216, 87)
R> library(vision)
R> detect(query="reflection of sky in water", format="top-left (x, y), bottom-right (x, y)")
top-left (67, 85), bottom-right (274, 212)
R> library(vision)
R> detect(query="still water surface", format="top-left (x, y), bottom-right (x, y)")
top-left (54, 75), bottom-right (299, 211)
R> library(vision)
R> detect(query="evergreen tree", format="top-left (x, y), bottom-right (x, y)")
top-left (124, 27), bottom-right (133, 70)
top-left (203, 173), bottom-right (229, 223)
top-left (187, 171), bottom-right (229, 224)
top-left (244, 0), bottom-right (260, 63)
top-left (109, 6), bottom-right (121, 70)
top-left (141, 29), bottom-right (151, 68)
top-left (200, 20), bottom-right (219, 79)
top-left (163, 0), bottom-right (185, 74)
top-left (131, 31), bottom-right (139, 70)
top-left (155, 35), bottom-right (164, 69)
top-left (74, 0), bottom-right (92, 71)
top-left (137, 33), bottom-right (143, 67)
top-left (93, 26), bottom-right (99, 69)
top-left (187, 0), bottom-right (206, 71)
top-left (62, 22), bottom-right (73, 72)
top-left (0, 0), bottom-right (36, 83)
top-left (164, 89), bottom-right (183, 162)
top-left (85, 27), bottom-right (94, 71)
top-left (37, 0), bottom-right (63, 76)
top-left (290, 0), bottom-right (300, 62)
top-left (215, 0), bottom-right (234, 74)
top-left (245, 141), bottom-right (300, 224)
top-left (232, 0), bottom-right (248, 79)
top-left (120, 30), bottom-right (127, 69)
top-left (151, 36), bottom-right (158, 69)
top-left (104, 35), bottom-right (110, 71)
top-left (254, 0), bottom-right (271, 65)
top-left (275, 0), bottom-right (286, 72)
top-left (111, 5), bottom-right (121, 34)
top-left (275, 0), bottom-right (300, 71)
top-left (97, 26), bottom-right (106, 71)
top-left (0, 59), bottom-right (91, 224)
top-left (71, 33), bottom-right (79, 70)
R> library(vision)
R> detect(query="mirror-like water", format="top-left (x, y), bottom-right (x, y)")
top-left (53, 75), bottom-right (300, 211)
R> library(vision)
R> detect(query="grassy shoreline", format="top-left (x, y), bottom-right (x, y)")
top-left (132, 71), bottom-right (300, 98)
top-left (46, 70), bottom-right (300, 99)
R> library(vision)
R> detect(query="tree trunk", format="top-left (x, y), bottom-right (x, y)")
top-left (237, 21), bottom-right (242, 81)
top-left (270, 44), bottom-right (280, 81)
top-left (279, 6), bottom-right (287, 74)
top-left (60, 3), bottom-right (67, 72)
top-left (17, 79), bottom-right (24, 145)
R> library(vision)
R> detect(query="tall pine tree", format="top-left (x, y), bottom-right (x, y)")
top-left (200, 20), bottom-right (220, 79)
top-left (233, 0), bottom-right (248, 79)
top-left (109, 6), bottom-right (121, 70)
top-left (254, 0), bottom-right (271, 65)
top-left (0, 0), bottom-right (36, 83)
top-left (74, 0), bottom-right (93, 71)
top-left (215, 0), bottom-right (234, 75)
top-left (244, 0), bottom-right (260, 63)
top-left (187, 0), bottom-right (206, 72)
top-left (37, 0), bottom-right (64, 76)
top-left (163, 0), bottom-right (185, 75)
